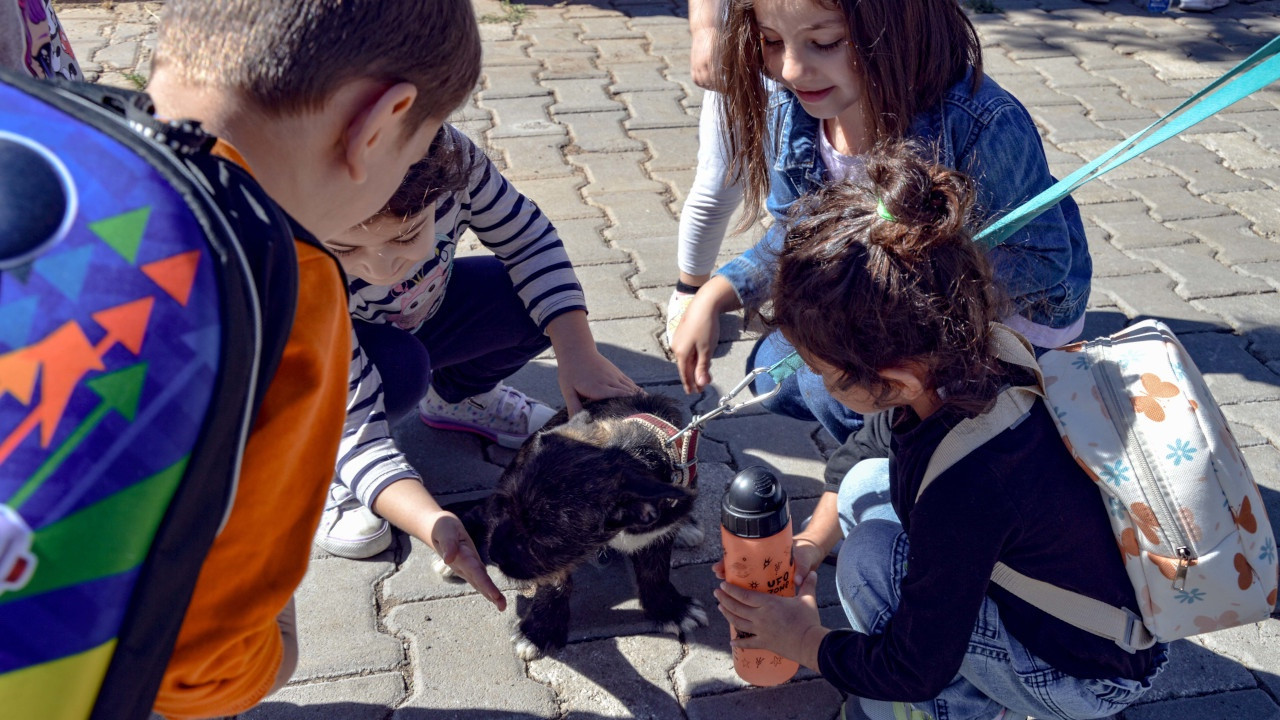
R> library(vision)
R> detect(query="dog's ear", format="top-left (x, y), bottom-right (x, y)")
top-left (606, 471), bottom-right (690, 529)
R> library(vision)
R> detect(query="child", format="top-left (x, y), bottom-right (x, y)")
top-left (669, 0), bottom-right (1092, 444)
top-left (714, 145), bottom-right (1165, 720)
top-left (664, 0), bottom-right (743, 347)
top-left (142, 1), bottom-right (481, 717)
top-left (314, 124), bottom-right (640, 596)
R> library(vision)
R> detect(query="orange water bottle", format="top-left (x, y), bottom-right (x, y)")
top-left (720, 466), bottom-right (799, 686)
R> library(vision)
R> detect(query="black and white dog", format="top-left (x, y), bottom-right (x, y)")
top-left (444, 393), bottom-right (708, 660)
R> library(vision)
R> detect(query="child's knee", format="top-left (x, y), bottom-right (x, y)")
top-left (836, 458), bottom-right (894, 535)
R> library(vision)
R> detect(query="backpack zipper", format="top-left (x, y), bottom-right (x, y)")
top-left (1088, 338), bottom-right (1194, 589)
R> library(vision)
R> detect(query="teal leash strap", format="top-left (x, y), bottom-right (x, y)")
top-left (975, 36), bottom-right (1280, 250)
top-left (768, 351), bottom-right (806, 384)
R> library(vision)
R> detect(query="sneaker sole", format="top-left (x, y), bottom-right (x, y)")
top-left (315, 524), bottom-right (393, 560)
top-left (419, 413), bottom-right (529, 449)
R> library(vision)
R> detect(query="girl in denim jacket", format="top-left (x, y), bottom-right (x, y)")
top-left (669, 0), bottom-right (1092, 444)
top-left (714, 144), bottom-right (1164, 720)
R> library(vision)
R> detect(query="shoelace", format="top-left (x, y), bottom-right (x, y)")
top-left (491, 386), bottom-right (531, 426)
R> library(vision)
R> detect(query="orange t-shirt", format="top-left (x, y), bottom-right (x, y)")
top-left (152, 143), bottom-right (350, 719)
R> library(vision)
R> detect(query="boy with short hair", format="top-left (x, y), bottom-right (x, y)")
top-left (142, 1), bottom-right (482, 717)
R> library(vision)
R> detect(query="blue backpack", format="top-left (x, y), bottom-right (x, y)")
top-left (0, 69), bottom-right (337, 719)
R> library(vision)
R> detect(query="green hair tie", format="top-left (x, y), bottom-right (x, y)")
top-left (876, 198), bottom-right (896, 223)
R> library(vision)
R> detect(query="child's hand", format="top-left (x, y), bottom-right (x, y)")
top-left (671, 278), bottom-right (740, 394)
top-left (425, 510), bottom-right (507, 611)
top-left (714, 571), bottom-right (827, 669)
top-left (555, 348), bottom-right (640, 415)
top-left (792, 537), bottom-right (827, 589)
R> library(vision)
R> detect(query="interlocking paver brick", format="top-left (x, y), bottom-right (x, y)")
top-left (529, 634), bottom-right (686, 716)
top-left (483, 96), bottom-right (562, 139)
top-left (524, 25), bottom-right (595, 57)
top-left (386, 599), bottom-right (560, 715)
top-left (684, 678), bottom-right (843, 719)
top-left (650, 167), bottom-right (697, 209)
top-left (293, 557), bottom-right (403, 680)
top-left (569, 263), bottom-right (653, 319)
top-left (553, 217), bottom-right (630, 265)
top-left (511, 176), bottom-right (600, 221)
top-left (631, 128), bottom-right (702, 171)
top-left (480, 40), bottom-right (540, 67)
top-left (1149, 145), bottom-right (1269, 195)
top-left (1168, 215), bottom-right (1280, 264)
top-left (1192, 131), bottom-right (1280, 171)
top-left (620, 90), bottom-right (700, 130)
top-left (1026, 56), bottom-right (1116, 89)
top-left (383, 536), bottom-right (518, 605)
top-left (1085, 201), bottom-right (1197, 249)
top-left (539, 53), bottom-right (608, 80)
top-left (1085, 226), bottom-right (1157, 278)
top-left (591, 37), bottom-right (654, 65)
top-left (1178, 332), bottom-right (1280, 405)
top-left (1194, 292), bottom-right (1280, 365)
top-left (1069, 87), bottom-right (1159, 122)
top-left (572, 151), bottom-right (667, 195)
top-left (1113, 175), bottom-right (1234, 223)
top-left (489, 134), bottom-right (574, 180)
top-left (1140, 640), bottom-right (1262, 704)
top-left (479, 66), bottom-right (548, 100)
top-left (1132, 243), bottom-right (1272, 299)
top-left (588, 317), bottom-right (680, 384)
top-left (1239, 261), bottom-right (1280, 291)
top-left (1206, 189), bottom-right (1280, 233)
top-left (597, 190), bottom-right (680, 241)
top-left (1224, 402), bottom-right (1280, 449)
top-left (246, 674), bottom-right (407, 718)
top-left (609, 61), bottom-right (674, 93)
top-left (1031, 105), bottom-right (1125, 145)
top-left (576, 16), bottom-right (648, 40)
top-left (1094, 272), bottom-right (1230, 334)
top-left (544, 78), bottom-right (622, 114)
top-left (559, 110), bottom-right (647, 153)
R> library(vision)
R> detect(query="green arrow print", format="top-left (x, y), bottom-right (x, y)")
top-left (0, 457), bottom-right (187, 604)
top-left (9, 363), bottom-right (147, 510)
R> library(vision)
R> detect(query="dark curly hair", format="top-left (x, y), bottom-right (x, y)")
top-left (766, 142), bottom-right (1010, 417)
top-left (373, 125), bottom-right (477, 223)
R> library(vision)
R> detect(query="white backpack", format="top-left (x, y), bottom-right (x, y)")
top-left (923, 321), bottom-right (1278, 651)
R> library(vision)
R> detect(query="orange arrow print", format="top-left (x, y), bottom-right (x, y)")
top-left (0, 297), bottom-right (154, 467)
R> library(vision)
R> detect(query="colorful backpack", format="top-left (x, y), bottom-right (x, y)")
top-left (924, 322), bottom-right (1278, 652)
top-left (0, 69), bottom-right (331, 719)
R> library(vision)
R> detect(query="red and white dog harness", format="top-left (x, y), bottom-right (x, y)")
top-left (623, 413), bottom-right (699, 489)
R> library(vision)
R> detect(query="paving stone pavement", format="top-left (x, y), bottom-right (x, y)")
top-left (56, 0), bottom-right (1280, 717)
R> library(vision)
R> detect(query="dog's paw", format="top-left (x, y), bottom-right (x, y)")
top-left (658, 598), bottom-right (708, 636)
top-left (511, 631), bottom-right (546, 661)
top-left (430, 553), bottom-right (457, 579)
top-left (673, 520), bottom-right (704, 549)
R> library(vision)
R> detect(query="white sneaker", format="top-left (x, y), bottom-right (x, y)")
top-left (418, 384), bottom-right (556, 449)
top-left (664, 289), bottom-right (697, 348)
top-left (1180, 0), bottom-right (1227, 10)
top-left (314, 483), bottom-right (392, 559)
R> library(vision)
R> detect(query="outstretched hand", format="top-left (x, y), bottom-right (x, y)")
top-left (555, 347), bottom-right (640, 415)
top-left (427, 510), bottom-right (507, 611)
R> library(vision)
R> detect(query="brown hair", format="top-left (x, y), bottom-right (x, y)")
top-left (766, 142), bottom-right (1008, 416)
top-left (154, 0), bottom-right (481, 133)
top-left (719, 0), bottom-right (983, 229)
top-left (374, 125), bottom-right (478, 223)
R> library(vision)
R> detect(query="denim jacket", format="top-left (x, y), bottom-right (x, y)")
top-left (716, 70), bottom-right (1092, 332)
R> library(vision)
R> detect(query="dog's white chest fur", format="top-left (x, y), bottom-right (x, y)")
top-left (608, 525), bottom-right (676, 554)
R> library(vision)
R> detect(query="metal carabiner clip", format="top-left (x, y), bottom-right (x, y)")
top-left (665, 367), bottom-right (784, 446)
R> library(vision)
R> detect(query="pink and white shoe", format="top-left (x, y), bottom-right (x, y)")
top-left (418, 384), bottom-right (556, 449)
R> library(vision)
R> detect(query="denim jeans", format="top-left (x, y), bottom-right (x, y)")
top-left (833, 459), bottom-right (1167, 720)
top-left (353, 256), bottom-right (551, 421)
top-left (748, 329), bottom-right (864, 443)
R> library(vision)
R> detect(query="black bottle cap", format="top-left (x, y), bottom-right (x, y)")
top-left (721, 466), bottom-right (790, 539)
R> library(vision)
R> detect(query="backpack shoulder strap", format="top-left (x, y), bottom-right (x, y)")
top-left (990, 563), bottom-right (1157, 652)
top-left (918, 324), bottom-right (1044, 497)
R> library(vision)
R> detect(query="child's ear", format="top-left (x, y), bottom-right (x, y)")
top-left (342, 82), bottom-right (419, 184)
top-left (878, 364), bottom-right (927, 402)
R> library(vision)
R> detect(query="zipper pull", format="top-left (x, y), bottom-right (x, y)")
top-left (1173, 546), bottom-right (1192, 590)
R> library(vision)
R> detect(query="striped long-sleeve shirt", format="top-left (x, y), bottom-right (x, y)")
top-left (335, 126), bottom-right (587, 509)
